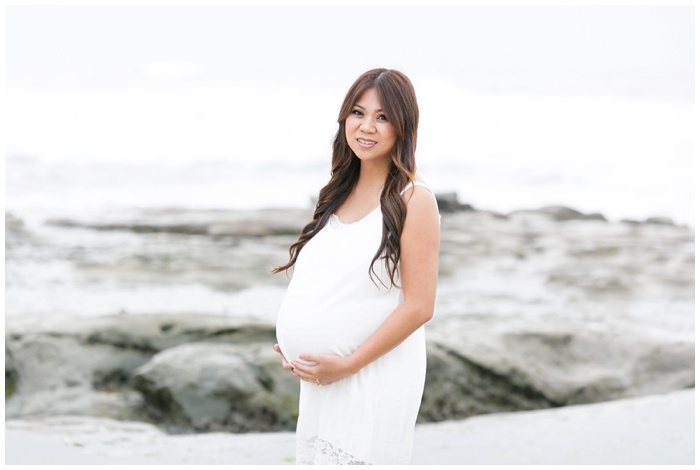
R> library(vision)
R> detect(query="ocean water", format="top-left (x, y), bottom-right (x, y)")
top-left (6, 5), bottom-right (694, 226)
top-left (5, 89), bottom-right (694, 228)
top-left (5, 80), bottom-right (694, 325)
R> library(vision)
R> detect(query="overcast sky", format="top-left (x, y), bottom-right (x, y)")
top-left (6, 5), bottom-right (694, 96)
top-left (4, 4), bottom-right (696, 224)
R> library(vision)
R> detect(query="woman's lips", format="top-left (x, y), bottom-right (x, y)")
top-left (357, 138), bottom-right (377, 149)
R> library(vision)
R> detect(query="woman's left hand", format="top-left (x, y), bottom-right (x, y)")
top-left (291, 353), bottom-right (356, 386)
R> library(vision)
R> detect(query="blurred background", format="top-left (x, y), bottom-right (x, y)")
top-left (6, 5), bottom-right (693, 223)
top-left (4, 5), bottom-right (695, 463)
top-left (6, 5), bottom-right (694, 320)
top-left (5, 3), bottom-right (695, 323)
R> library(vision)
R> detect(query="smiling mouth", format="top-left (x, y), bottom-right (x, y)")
top-left (357, 138), bottom-right (377, 148)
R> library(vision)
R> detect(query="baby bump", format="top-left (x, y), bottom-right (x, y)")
top-left (275, 298), bottom-right (386, 366)
top-left (276, 324), bottom-right (338, 366)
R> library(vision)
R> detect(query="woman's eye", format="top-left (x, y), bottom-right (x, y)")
top-left (352, 110), bottom-right (363, 116)
top-left (377, 114), bottom-right (387, 121)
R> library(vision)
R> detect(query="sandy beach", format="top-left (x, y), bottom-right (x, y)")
top-left (5, 388), bottom-right (694, 465)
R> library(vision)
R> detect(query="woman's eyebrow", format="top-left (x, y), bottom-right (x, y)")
top-left (354, 104), bottom-right (384, 112)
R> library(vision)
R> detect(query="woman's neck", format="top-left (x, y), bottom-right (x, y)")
top-left (356, 159), bottom-right (390, 192)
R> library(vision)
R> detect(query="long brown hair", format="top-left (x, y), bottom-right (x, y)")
top-left (273, 68), bottom-right (419, 287)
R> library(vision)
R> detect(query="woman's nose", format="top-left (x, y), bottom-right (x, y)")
top-left (359, 116), bottom-right (375, 133)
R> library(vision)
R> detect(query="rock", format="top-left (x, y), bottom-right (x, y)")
top-left (5, 211), bottom-right (37, 249)
top-left (420, 340), bottom-right (554, 421)
top-left (131, 342), bottom-right (299, 433)
top-left (420, 319), bottom-right (694, 422)
top-left (583, 212), bottom-right (607, 221)
top-left (434, 192), bottom-right (460, 213)
top-left (6, 312), bottom-right (694, 433)
top-left (6, 347), bottom-right (17, 398)
top-left (208, 220), bottom-right (276, 237)
top-left (546, 264), bottom-right (634, 293)
top-left (480, 208), bottom-right (505, 218)
top-left (4, 314), bottom-right (280, 424)
top-left (46, 218), bottom-right (209, 234)
top-left (207, 219), bottom-right (302, 237)
top-left (6, 189), bottom-right (694, 434)
top-left (5, 212), bottom-right (25, 232)
top-left (4, 332), bottom-right (151, 419)
top-left (75, 313), bottom-right (277, 352)
top-left (509, 205), bottom-right (607, 222)
top-left (5, 314), bottom-right (298, 431)
top-left (46, 208), bottom-right (311, 238)
top-left (645, 216), bottom-right (675, 226)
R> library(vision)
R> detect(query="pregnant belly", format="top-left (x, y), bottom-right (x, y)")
top-left (276, 304), bottom-right (382, 367)
top-left (276, 326), bottom-right (340, 366)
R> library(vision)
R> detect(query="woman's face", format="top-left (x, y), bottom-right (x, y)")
top-left (345, 88), bottom-right (397, 165)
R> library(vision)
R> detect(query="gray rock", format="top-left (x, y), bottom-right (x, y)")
top-left (131, 342), bottom-right (299, 433)
top-left (620, 218), bottom-right (642, 225)
top-left (434, 192), bottom-right (460, 213)
top-left (5, 212), bottom-right (25, 232)
top-left (645, 216), bottom-right (675, 226)
top-left (546, 264), bottom-right (634, 293)
top-left (4, 314), bottom-right (279, 424)
top-left (6, 194), bottom-right (693, 433)
top-left (509, 205), bottom-right (607, 222)
top-left (9, 313), bottom-right (276, 353)
top-left (420, 341), bottom-right (554, 422)
top-left (6, 347), bottom-right (17, 398)
top-left (5, 211), bottom-right (38, 249)
top-left (420, 319), bottom-right (694, 422)
top-left (46, 208), bottom-right (312, 238)
top-left (5, 332), bottom-right (151, 419)
top-left (6, 312), bottom-right (694, 433)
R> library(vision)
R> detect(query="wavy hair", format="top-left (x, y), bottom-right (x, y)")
top-left (273, 68), bottom-right (419, 288)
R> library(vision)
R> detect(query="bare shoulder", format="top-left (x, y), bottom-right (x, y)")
top-left (401, 176), bottom-right (440, 232)
top-left (402, 176), bottom-right (436, 209)
top-left (403, 185), bottom-right (435, 210)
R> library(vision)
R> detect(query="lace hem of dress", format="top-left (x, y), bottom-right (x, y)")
top-left (297, 435), bottom-right (371, 465)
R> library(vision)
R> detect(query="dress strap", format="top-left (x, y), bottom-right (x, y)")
top-left (400, 181), bottom-right (433, 195)
top-left (400, 181), bottom-right (442, 223)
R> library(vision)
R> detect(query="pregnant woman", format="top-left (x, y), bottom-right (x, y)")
top-left (273, 68), bottom-right (440, 465)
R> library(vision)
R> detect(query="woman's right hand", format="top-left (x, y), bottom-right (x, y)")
top-left (273, 344), bottom-right (294, 372)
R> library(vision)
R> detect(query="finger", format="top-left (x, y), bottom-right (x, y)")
top-left (295, 370), bottom-right (322, 385)
top-left (298, 354), bottom-right (324, 366)
top-left (291, 368), bottom-right (314, 382)
top-left (298, 353), bottom-right (320, 363)
top-left (291, 361), bottom-right (316, 374)
top-left (273, 345), bottom-right (294, 369)
top-left (294, 373), bottom-right (312, 383)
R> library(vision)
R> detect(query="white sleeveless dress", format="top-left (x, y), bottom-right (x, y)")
top-left (276, 182), bottom-right (438, 465)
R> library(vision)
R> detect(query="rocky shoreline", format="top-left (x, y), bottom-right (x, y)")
top-left (5, 197), bottom-right (695, 434)
top-left (5, 312), bottom-right (694, 434)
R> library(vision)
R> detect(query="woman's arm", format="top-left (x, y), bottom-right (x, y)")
top-left (290, 185), bottom-right (440, 385)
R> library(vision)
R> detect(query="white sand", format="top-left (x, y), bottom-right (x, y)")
top-left (5, 389), bottom-right (694, 465)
